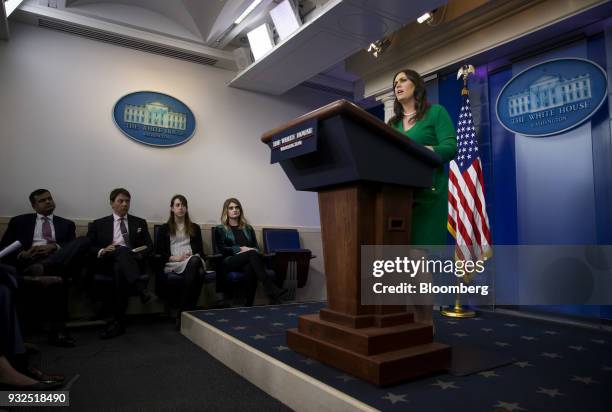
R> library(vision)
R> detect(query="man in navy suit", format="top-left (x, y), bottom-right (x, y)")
top-left (87, 188), bottom-right (153, 339)
top-left (0, 189), bottom-right (89, 347)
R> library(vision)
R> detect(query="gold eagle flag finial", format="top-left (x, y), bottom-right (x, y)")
top-left (457, 64), bottom-right (475, 95)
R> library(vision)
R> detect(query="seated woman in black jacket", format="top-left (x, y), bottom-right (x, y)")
top-left (156, 195), bottom-right (205, 319)
top-left (214, 198), bottom-right (285, 306)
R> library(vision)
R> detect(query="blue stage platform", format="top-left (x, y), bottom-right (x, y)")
top-left (182, 302), bottom-right (611, 411)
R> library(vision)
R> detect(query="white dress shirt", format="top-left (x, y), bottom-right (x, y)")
top-left (112, 213), bottom-right (129, 247)
top-left (32, 213), bottom-right (56, 246)
top-left (97, 213), bottom-right (130, 258)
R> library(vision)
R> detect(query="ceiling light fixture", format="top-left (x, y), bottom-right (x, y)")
top-left (247, 23), bottom-right (275, 61)
top-left (234, 0), bottom-right (264, 25)
top-left (367, 37), bottom-right (391, 58)
top-left (417, 12), bottom-right (433, 24)
top-left (4, 0), bottom-right (26, 17)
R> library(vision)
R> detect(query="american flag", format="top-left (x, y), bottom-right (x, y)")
top-left (447, 91), bottom-right (492, 261)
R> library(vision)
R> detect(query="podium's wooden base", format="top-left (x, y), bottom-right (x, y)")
top-left (287, 313), bottom-right (451, 386)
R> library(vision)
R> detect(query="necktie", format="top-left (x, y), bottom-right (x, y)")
top-left (42, 217), bottom-right (53, 243)
top-left (119, 218), bottom-right (131, 248)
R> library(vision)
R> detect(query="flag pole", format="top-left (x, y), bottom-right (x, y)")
top-left (442, 64), bottom-right (477, 319)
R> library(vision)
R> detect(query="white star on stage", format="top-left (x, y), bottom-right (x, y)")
top-left (543, 330), bottom-right (559, 335)
top-left (216, 319), bottom-right (229, 323)
top-left (239, 310), bottom-right (249, 313)
top-left (382, 392), bottom-right (408, 404)
top-left (541, 352), bottom-right (562, 359)
top-left (504, 323), bottom-right (518, 327)
top-left (591, 339), bottom-right (605, 344)
top-left (572, 376), bottom-right (598, 384)
top-left (300, 358), bottom-right (317, 365)
top-left (431, 380), bottom-right (459, 390)
top-left (537, 387), bottom-right (564, 398)
top-left (602, 366), bottom-right (612, 372)
top-left (521, 336), bottom-right (537, 341)
top-left (233, 326), bottom-right (246, 330)
top-left (272, 322), bottom-right (284, 327)
top-left (453, 332), bottom-right (468, 338)
top-left (275, 345), bottom-right (290, 351)
top-left (478, 370), bottom-right (499, 378)
top-left (481, 328), bottom-right (493, 332)
top-left (336, 374), bottom-right (355, 382)
top-left (514, 361), bottom-right (533, 368)
top-left (267, 307), bottom-right (279, 311)
top-left (252, 334), bottom-right (266, 340)
top-left (493, 401), bottom-right (527, 411)
top-left (253, 315), bottom-right (265, 319)
top-left (495, 341), bottom-right (511, 347)
top-left (287, 312), bottom-right (297, 316)
top-left (568, 345), bottom-right (585, 351)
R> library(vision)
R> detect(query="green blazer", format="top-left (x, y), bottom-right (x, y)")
top-left (214, 224), bottom-right (259, 262)
top-left (393, 104), bottom-right (457, 245)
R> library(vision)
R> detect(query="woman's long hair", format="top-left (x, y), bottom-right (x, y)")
top-left (167, 194), bottom-right (195, 237)
top-left (387, 69), bottom-right (430, 127)
top-left (220, 197), bottom-right (249, 229)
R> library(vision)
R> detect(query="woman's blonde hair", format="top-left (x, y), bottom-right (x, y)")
top-left (220, 197), bottom-right (249, 229)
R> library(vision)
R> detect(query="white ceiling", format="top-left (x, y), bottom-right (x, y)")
top-left (6, 0), bottom-right (447, 96)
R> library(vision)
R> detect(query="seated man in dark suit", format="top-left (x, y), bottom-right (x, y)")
top-left (0, 189), bottom-right (89, 347)
top-left (87, 188), bottom-right (153, 339)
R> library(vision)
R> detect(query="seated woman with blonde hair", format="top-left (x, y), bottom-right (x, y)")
top-left (214, 198), bottom-right (286, 306)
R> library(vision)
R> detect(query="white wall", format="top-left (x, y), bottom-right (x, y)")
top-left (0, 22), bottom-right (336, 228)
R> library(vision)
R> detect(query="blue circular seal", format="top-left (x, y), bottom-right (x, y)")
top-left (113, 91), bottom-right (196, 147)
top-left (496, 58), bottom-right (607, 137)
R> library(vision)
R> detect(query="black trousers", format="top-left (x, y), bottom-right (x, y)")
top-left (15, 237), bottom-right (90, 332)
top-left (175, 257), bottom-right (204, 313)
top-left (224, 250), bottom-right (273, 306)
top-left (0, 283), bottom-right (25, 358)
top-left (17, 236), bottom-right (91, 279)
top-left (98, 246), bottom-right (146, 322)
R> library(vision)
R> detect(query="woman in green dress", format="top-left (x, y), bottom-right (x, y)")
top-left (388, 69), bottom-right (457, 324)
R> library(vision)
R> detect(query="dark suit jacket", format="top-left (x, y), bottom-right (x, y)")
top-left (0, 213), bottom-right (76, 265)
top-left (155, 223), bottom-right (204, 263)
top-left (87, 214), bottom-right (152, 257)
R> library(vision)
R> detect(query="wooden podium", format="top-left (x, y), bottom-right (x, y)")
top-left (261, 100), bottom-right (451, 386)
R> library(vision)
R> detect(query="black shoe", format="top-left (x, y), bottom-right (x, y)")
top-left (139, 290), bottom-right (152, 304)
top-left (24, 366), bottom-right (65, 385)
top-left (48, 331), bottom-right (75, 348)
top-left (99, 321), bottom-right (125, 340)
top-left (268, 288), bottom-right (288, 305)
top-left (212, 299), bottom-right (232, 309)
top-left (0, 381), bottom-right (63, 391)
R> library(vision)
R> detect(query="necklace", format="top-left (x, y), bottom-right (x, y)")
top-left (404, 111), bottom-right (416, 119)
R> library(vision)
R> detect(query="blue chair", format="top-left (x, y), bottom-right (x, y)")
top-left (262, 228), bottom-right (313, 293)
top-left (152, 224), bottom-right (217, 307)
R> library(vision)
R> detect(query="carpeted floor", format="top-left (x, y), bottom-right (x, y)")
top-left (191, 302), bottom-right (612, 412)
top-left (11, 316), bottom-right (292, 411)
